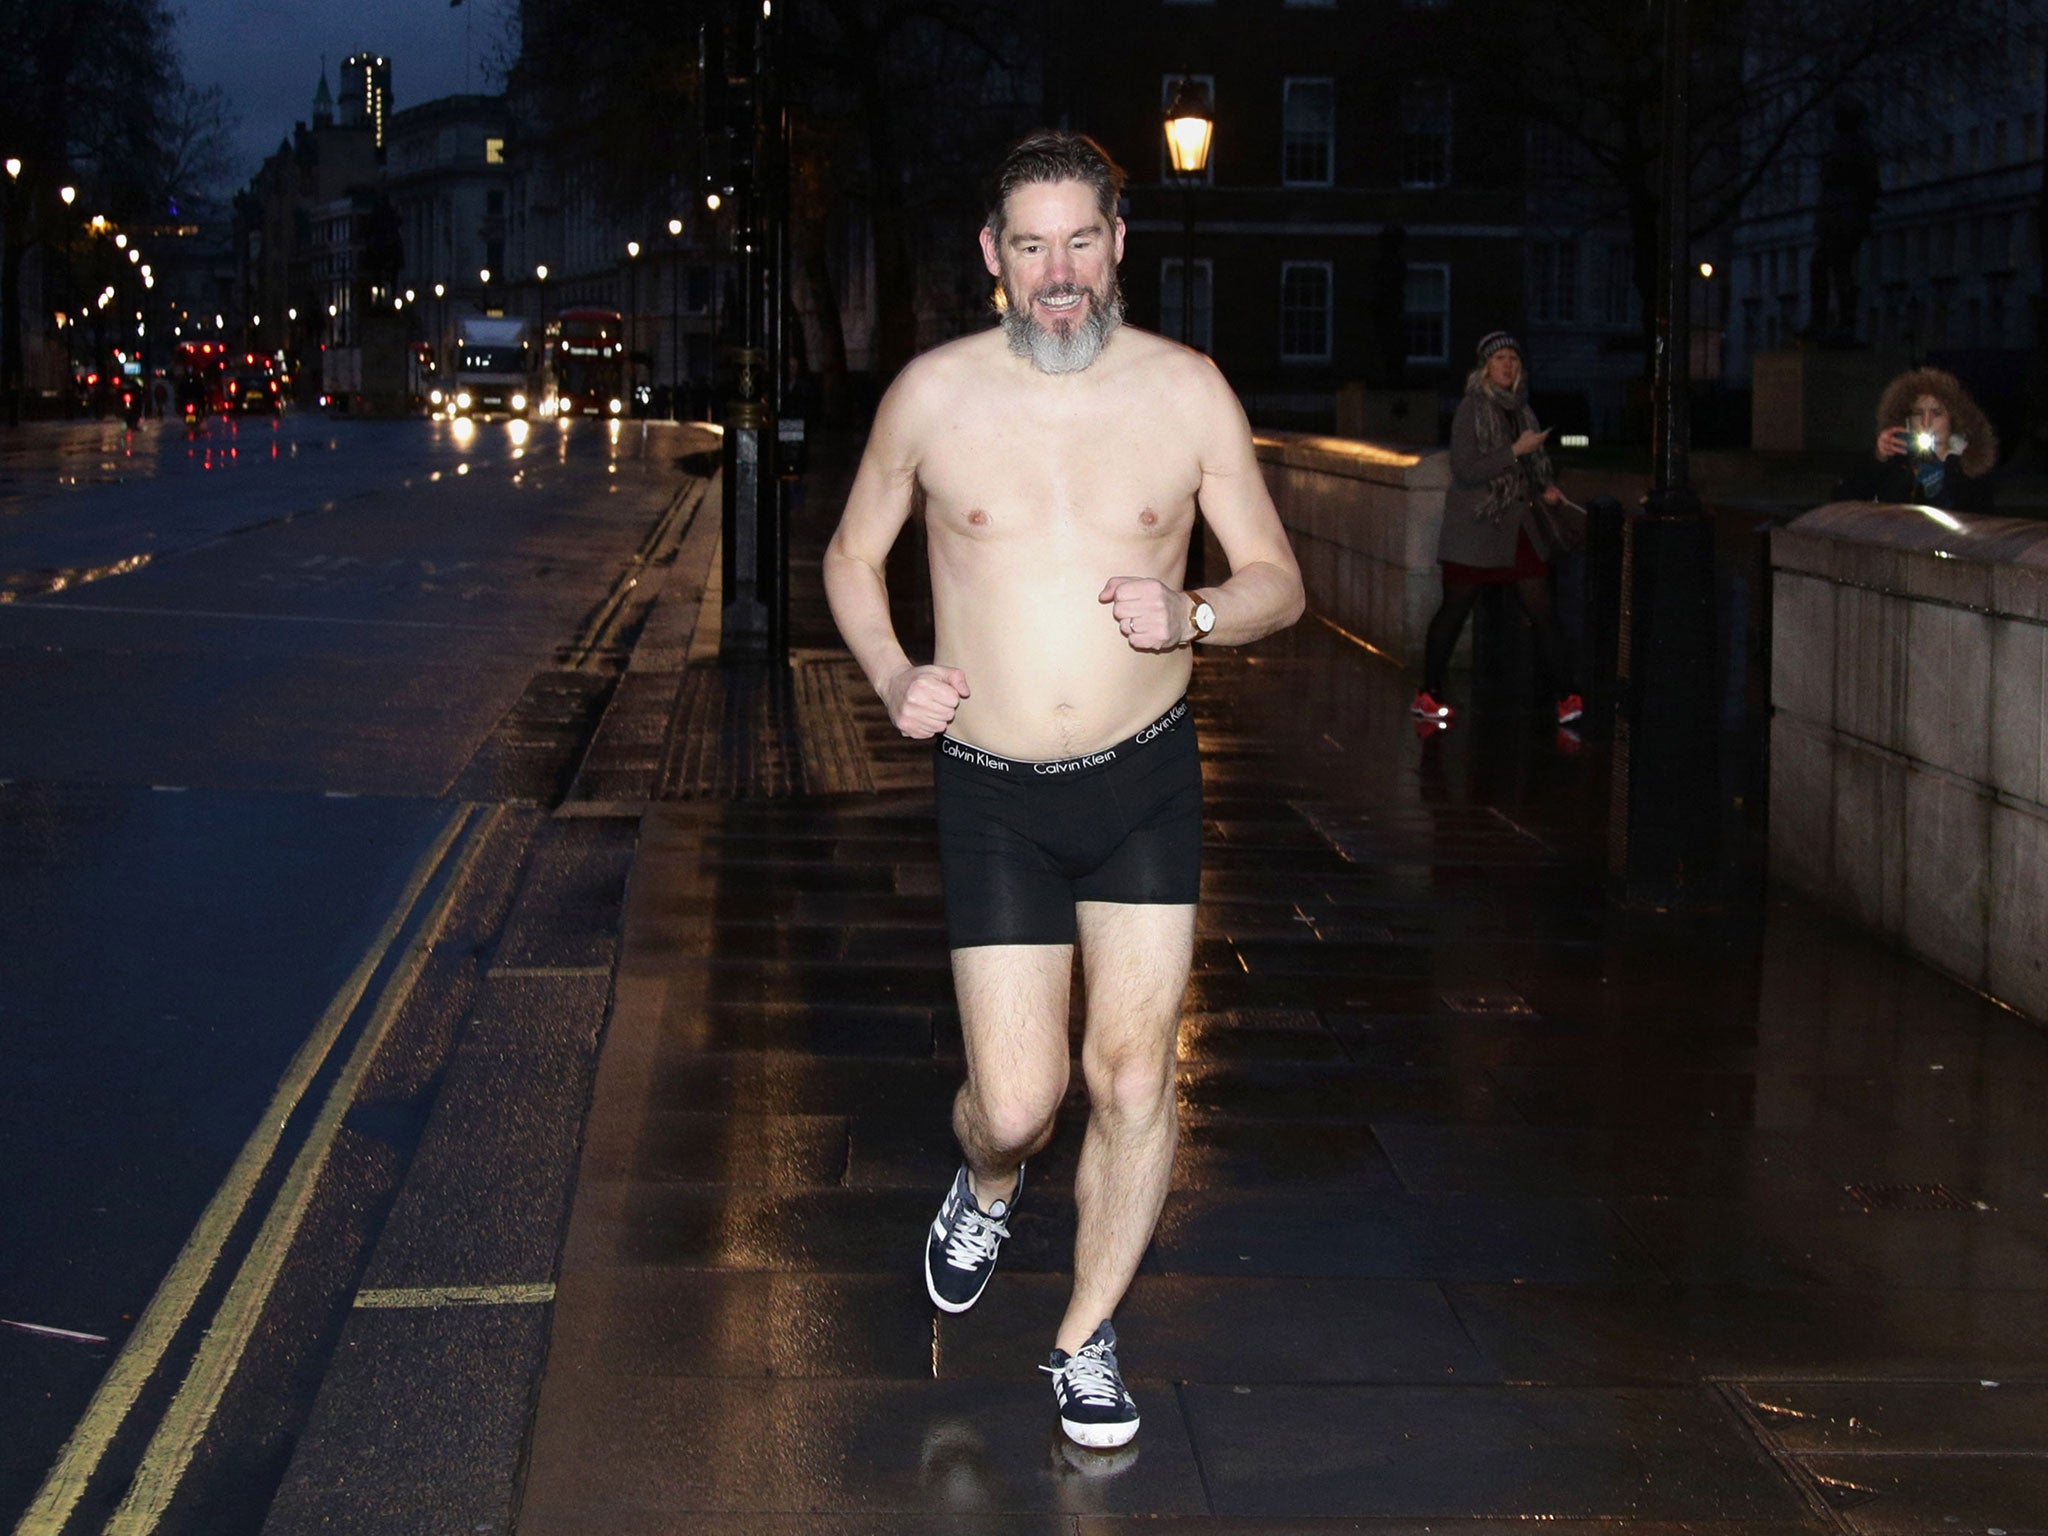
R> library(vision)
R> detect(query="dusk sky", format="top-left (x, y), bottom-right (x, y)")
top-left (176, 0), bottom-right (512, 189)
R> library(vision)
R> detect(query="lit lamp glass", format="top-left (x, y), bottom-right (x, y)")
top-left (1164, 78), bottom-right (1214, 176)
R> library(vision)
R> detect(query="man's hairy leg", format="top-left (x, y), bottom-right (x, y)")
top-left (950, 944), bottom-right (1073, 1209)
top-left (1057, 900), bottom-right (1195, 1355)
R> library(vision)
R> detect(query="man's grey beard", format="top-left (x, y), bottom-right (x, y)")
top-left (1001, 278), bottom-right (1124, 374)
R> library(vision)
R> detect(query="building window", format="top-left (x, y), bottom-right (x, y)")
top-left (1161, 259), bottom-right (1214, 352)
top-left (1403, 263), bottom-right (1449, 363)
top-left (1280, 261), bottom-right (1332, 361)
top-left (1987, 212), bottom-right (2013, 271)
top-left (485, 136), bottom-right (505, 165)
top-left (1526, 123), bottom-right (1578, 181)
top-left (1400, 83), bottom-right (1452, 188)
top-left (486, 189), bottom-right (505, 216)
top-left (1528, 239), bottom-right (1579, 323)
top-left (1597, 242), bottom-right (1634, 327)
top-left (1282, 79), bottom-right (1335, 186)
top-left (1160, 75), bottom-right (1216, 184)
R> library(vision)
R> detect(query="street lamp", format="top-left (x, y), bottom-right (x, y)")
top-left (668, 218), bottom-right (685, 419)
top-left (624, 242), bottom-right (642, 409)
top-left (1164, 76), bottom-right (1214, 352)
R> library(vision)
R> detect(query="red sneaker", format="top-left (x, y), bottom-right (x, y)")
top-left (1555, 693), bottom-right (1584, 725)
top-left (1411, 689), bottom-right (1454, 721)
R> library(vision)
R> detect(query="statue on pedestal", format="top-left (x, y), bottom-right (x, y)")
top-left (1808, 99), bottom-right (1879, 346)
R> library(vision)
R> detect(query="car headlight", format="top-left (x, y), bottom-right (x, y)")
top-left (608, 397), bottom-right (623, 415)
top-left (510, 392), bottom-right (527, 412)
top-left (429, 388), bottom-right (443, 405)
top-left (455, 391), bottom-right (472, 410)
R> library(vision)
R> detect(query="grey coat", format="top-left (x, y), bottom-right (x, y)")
top-left (1435, 395), bottom-right (1551, 568)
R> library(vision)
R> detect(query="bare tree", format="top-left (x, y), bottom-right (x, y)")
top-left (1469, 0), bottom-right (2033, 368)
top-left (0, 0), bottom-right (180, 418)
top-left (155, 82), bottom-right (240, 214)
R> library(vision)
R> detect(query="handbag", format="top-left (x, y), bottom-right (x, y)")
top-left (1528, 491), bottom-right (1588, 556)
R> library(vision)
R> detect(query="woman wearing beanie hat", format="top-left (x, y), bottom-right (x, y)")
top-left (1412, 333), bottom-right (1583, 730)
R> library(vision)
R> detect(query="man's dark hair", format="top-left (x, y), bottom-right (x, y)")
top-left (985, 131), bottom-right (1126, 243)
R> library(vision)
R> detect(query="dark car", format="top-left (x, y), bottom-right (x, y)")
top-left (231, 369), bottom-right (283, 414)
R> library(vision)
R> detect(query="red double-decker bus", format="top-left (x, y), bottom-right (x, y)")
top-left (173, 340), bottom-right (232, 417)
top-left (543, 307), bottom-right (627, 418)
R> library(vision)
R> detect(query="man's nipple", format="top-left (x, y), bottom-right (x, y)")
top-left (967, 509), bottom-right (989, 527)
top-left (1138, 508), bottom-right (1159, 528)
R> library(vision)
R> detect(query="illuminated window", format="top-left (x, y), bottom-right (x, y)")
top-left (1528, 239), bottom-right (1579, 323)
top-left (1280, 262), bottom-right (1332, 362)
top-left (1400, 83), bottom-right (1452, 188)
top-left (485, 137), bottom-right (505, 165)
top-left (1404, 263), bottom-right (1449, 363)
top-left (1282, 79), bottom-right (1335, 186)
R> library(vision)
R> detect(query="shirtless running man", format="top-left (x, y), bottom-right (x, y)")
top-left (823, 130), bottom-right (1303, 1449)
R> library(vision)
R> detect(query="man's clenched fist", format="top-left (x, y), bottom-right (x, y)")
top-left (885, 663), bottom-right (970, 738)
top-left (1099, 576), bottom-right (1186, 652)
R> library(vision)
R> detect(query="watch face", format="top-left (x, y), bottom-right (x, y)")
top-left (1194, 602), bottom-right (1216, 633)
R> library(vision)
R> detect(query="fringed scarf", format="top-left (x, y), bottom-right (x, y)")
top-left (1466, 368), bottom-right (1552, 525)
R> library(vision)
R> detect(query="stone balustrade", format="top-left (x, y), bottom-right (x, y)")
top-left (1252, 431), bottom-right (1449, 664)
top-left (1770, 501), bottom-right (2048, 1022)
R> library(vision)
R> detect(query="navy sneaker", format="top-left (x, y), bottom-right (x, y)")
top-left (923, 1163), bottom-right (1018, 1313)
top-left (1042, 1320), bottom-right (1139, 1448)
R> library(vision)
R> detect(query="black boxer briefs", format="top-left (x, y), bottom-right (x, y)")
top-left (933, 698), bottom-right (1202, 949)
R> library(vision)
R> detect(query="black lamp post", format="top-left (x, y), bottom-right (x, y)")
top-left (1609, 0), bottom-right (1721, 907)
top-left (667, 217), bottom-right (683, 419)
top-left (1165, 79), bottom-right (1214, 583)
top-left (625, 240), bottom-right (641, 408)
top-left (1163, 77), bottom-right (1213, 351)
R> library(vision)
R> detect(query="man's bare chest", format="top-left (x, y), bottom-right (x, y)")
top-left (917, 403), bottom-right (1200, 543)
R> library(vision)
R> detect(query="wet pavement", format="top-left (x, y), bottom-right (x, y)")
top-left (501, 438), bottom-right (2048, 1533)
top-left (0, 413), bottom-right (718, 1531)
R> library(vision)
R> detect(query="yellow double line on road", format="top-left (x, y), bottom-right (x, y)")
top-left (16, 801), bottom-right (502, 1536)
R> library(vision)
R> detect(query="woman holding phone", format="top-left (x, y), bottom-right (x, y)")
top-left (1835, 366), bottom-right (1996, 514)
top-left (1412, 331), bottom-right (1582, 729)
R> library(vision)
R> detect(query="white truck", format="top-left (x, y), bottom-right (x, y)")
top-left (442, 315), bottom-right (532, 419)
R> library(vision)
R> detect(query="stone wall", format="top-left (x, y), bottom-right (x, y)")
top-left (1770, 501), bottom-right (2048, 1021)
top-left (1253, 432), bottom-right (1450, 665)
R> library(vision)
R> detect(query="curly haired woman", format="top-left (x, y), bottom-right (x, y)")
top-left (1834, 366), bottom-right (1997, 514)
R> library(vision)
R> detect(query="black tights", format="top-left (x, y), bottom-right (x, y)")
top-left (1422, 576), bottom-right (1576, 700)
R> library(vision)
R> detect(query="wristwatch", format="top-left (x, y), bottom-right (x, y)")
top-left (1186, 592), bottom-right (1216, 643)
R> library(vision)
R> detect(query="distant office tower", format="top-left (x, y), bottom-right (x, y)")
top-left (339, 53), bottom-right (393, 152)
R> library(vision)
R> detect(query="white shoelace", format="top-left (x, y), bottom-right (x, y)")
top-left (944, 1204), bottom-right (1009, 1271)
top-left (1044, 1341), bottom-right (1124, 1408)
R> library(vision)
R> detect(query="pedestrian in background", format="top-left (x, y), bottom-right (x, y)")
top-left (1412, 331), bottom-right (1583, 729)
top-left (1834, 366), bottom-right (1996, 514)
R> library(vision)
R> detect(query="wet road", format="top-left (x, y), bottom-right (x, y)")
top-left (0, 410), bottom-right (708, 1530)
